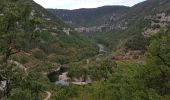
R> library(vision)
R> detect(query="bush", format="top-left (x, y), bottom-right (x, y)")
top-left (89, 59), bottom-right (116, 80)
top-left (20, 56), bottom-right (29, 64)
top-left (9, 88), bottom-right (32, 100)
top-left (33, 50), bottom-right (46, 60)
top-left (125, 34), bottom-right (150, 51)
top-left (55, 55), bottom-right (69, 64)
top-left (68, 65), bottom-right (88, 78)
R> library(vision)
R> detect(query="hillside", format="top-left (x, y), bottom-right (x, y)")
top-left (0, 0), bottom-right (97, 72)
top-left (48, 0), bottom-right (170, 52)
top-left (0, 0), bottom-right (170, 99)
top-left (30, 1), bottom-right (97, 63)
top-left (0, 0), bottom-right (97, 99)
top-left (40, 2), bottom-right (95, 56)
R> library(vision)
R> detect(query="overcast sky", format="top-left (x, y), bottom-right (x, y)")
top-left (33, 0), bottom-right (146, 10)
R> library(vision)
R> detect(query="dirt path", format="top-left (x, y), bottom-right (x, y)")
top-left (44, 91), bottom-right (52, 100)
top-left (9, 60), bottom-right (28, 74)
top-left (72, 82), bottom-right (89, 85)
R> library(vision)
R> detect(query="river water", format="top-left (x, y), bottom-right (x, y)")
top-left (48, 44), bottom-right (107, 86)
top-left (97, 44), bottom-right (106, 53)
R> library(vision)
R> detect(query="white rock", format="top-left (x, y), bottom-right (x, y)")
top-left (63, 28), bottom-right (70, 35)
top-left (0, 13), bottom-right (4, 16)
top-left (0, 80), bottom-right (7, 91)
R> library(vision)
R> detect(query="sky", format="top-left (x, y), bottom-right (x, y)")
top-left (33, 0), bottom-right (146, 10)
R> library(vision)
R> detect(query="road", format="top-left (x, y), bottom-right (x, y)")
top-left (44, 91), bottom-right (52, 100)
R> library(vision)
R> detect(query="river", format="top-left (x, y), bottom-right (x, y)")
top-left (97, 44), bottom-right (106, 53)
top-left (47, 43), bottom-right (107, 86)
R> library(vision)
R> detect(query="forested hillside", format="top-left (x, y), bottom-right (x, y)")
top-left (0, 0), bottom-right (170, 100)
top-left (49, 0), bottom-right (170, 52)
top-left (0, 0), bottom-right (96, 99)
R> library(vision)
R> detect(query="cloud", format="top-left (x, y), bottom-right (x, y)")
top-left (33, 0), bottom-right (145, 9)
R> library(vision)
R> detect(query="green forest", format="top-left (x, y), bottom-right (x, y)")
top-left (0, 0), bottom-right (170, 100)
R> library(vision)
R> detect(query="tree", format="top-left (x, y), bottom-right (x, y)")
top-left (0, 0), bottom-right (36, 98)
top-left (144, 29), bottom-right (170, 95)
top-left (0, 0), bottom-right (32, 63)
top-left (125, 34), bottom-right (149, 51)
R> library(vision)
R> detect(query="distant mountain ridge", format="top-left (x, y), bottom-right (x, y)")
top-left (48, 6), bottom-right (130, 32)
top-left (48, 0), bottom-right (170, 33)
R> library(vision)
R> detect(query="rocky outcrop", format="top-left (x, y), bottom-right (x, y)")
top-left (74, 23), bottom-right (127, 33)
top-left (0, 13), bottom-right (4, 16)
top-left (58, 72), bottom-right (70, 81)
top-left (63, 28), bottom-right (71, 35)
top-left (72, 75), bottom-right (92, 85)
top-left (75, 26), bottom-right (105, 33)
top-left (0, 80), bottom-right (7, 92)
top-left (143, 13), bottom-right (170, 37)
top-left (112, 49), bottom-right (144, 63)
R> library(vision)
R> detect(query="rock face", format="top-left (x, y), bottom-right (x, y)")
top-left (112, 49), bottom-right (143, 63)
top-left (143, 13), bottom-right (170, 37)
top-left (58, 72), bottom-right (69, 81)
top-left (72, 75), bottom-right (92, 85)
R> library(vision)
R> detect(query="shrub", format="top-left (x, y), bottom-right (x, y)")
top-left (20, 56), bottom-right (29, 64)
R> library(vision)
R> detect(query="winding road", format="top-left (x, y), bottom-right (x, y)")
top-left (44, 91), bottom-right (52, 100)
